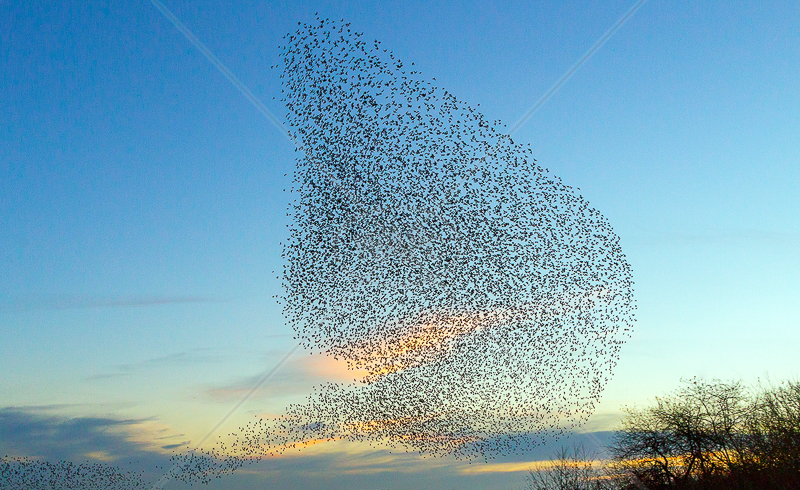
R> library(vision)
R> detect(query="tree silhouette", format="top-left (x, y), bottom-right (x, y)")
top-left (606, 377), bottom-right (800, 490)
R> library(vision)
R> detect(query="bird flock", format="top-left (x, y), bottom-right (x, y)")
top-left (1, 16), bottom-right (634, 488)
top-left (0, 456), bottom-right (147, 489)
top-left (274, 14), bottom-right (635, 461)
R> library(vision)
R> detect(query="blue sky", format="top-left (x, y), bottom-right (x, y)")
top-left (1, 1), bottom-right (799, 488)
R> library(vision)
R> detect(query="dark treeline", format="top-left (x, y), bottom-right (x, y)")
top-left (523, 377), bottom-right (800, 490)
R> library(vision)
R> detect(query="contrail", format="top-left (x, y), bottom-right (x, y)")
top-left (149, 0), bottom-right (293, 142)
top-left (508, 0), bottom-right (648, 135)
top-left (150, 344), bottom-right (301, 489)
top-left (147, 3), bottom-right (300, 487)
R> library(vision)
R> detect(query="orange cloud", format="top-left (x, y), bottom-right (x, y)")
top-left (345, 308), bottom-right (526, 382)
top-left (83, 451), bottom-right (116, 462)
top-left (459, 458), bottom-right (599, 475)
top-left (301, 354), bottom-right (372, 381)
top-left (302, 288), bottom-right (612, 384)
top-left (346, 415), bottom-right (433, 433)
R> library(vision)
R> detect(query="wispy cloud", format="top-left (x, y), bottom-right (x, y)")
top-left (0, 407), bottom-right (181, 464)
top-left (457, 431), bottom-right (617, 476)
top-left (0, 406), bottom-right (204, 489)
top-left (5, 403), bottom-right (84, 412)
top-left (86, 348), bottom-right (227, 381)
top-left (206, 308), bottom-right (536, 401)
top-left (0, 406), bottom-right (622, 489)
top-left (0, 294), bottom-right (226, 312)
top-left (203, 352), bottom-right (365, 403)
top-left (630, 228), bottom-right (799, 247)
top-left (160, 442), bottom-right (190, 450)
top-left (7, 402), bottom-right (140, 413)
top-left (269, 435), bottom-right (622, 487)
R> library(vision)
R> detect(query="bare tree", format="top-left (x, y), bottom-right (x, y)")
top-left (739, 378), bottom-right (800, 486)
top-left (524, 443), bottom-right (625, 490)
top-left (607, 377), bottom-right (800, 490)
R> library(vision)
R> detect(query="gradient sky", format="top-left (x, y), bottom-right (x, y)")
top-left (1, 1), bottom-right (799, 488)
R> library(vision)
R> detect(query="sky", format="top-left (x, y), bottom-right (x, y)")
top-left (1, 0), bottom-right (799, 488)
